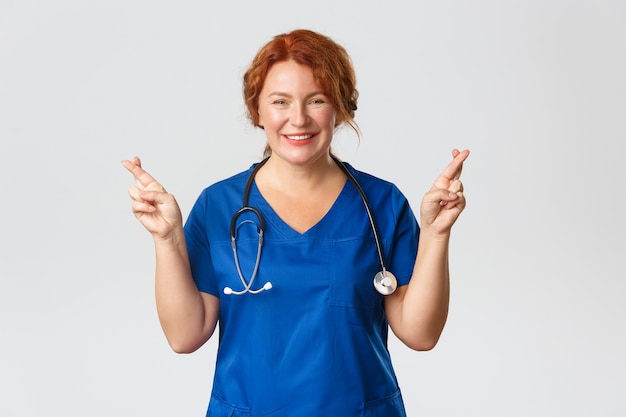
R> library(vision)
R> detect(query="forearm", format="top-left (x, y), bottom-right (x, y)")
top-left (386, 148), bottom-right (468, 350)
top-left (388, 231), bottom-right (451, 350)
top-left (153, 227), bottom-right (215, 353)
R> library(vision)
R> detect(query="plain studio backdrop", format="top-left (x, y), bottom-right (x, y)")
top-left (1, 1), bottom-right (625, 416)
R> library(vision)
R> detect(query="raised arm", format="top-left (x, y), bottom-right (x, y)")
top-left (122, 157), bottom-right (219, 353)
top-left (384, 149), bottom-right (469, 351)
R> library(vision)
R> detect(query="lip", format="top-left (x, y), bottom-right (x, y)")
top-left (283, 133), bottom-right (316, 145)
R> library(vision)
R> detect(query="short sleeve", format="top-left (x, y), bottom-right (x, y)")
top-left (184, 190), bottom-right (220, 296)
top-left (388, 185), bottom-right (420, 287)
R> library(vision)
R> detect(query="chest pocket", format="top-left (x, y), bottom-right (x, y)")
top-left (329, 237), bottom-right (384, 310)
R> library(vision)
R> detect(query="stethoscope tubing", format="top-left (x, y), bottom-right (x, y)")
top-left (330, 155), bottom-right (389, 276)
top-left (228, 209), bottom-right (265, 295)
top-left (227, 155), bottom-right (395, 295)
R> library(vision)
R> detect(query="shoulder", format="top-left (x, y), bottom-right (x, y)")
top-left (344, 163), bottom-right (404, 197)
top-left (190, 163), bottom-right (257, 212)
top-left (203, 169), bottom-right (249, 193)
top-left (343, 162), bottom-right (415, 222)
top-left (197, 163), bottom-right (258, 198)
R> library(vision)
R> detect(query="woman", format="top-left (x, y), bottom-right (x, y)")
top-left (123, 29), bottom-right (469, 416)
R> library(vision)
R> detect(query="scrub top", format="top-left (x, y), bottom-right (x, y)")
top-left (184, 161), bottom-right (420, 417)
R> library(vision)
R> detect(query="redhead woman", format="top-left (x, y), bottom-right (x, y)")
top-left (123, 29), bottom-right (469, 416)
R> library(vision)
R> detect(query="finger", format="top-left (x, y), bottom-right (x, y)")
top-left (137, 189), bottom-right (176, 207)
top-left (123, 156), bottom-right (142, 167)
top-left (121, 157), bottom-right (153, 186)
top-left (129, 186), bottom-right (162, 202)
top-left (441, 193), bottom-right (466, 212)
top-left (424, 188), bottom-right (459, 206)
top-left (448, 179), bottom-right (464, 194)
top-left (430, 188), bottom-right (464, 208)
top-left (121, 158), bottom-right (165, 192)
top-left (121, 157), bottom-right (139, 171)
top-left (131, 199), bottom-right (157, 214)
top-left (128, 186), bottom-right (178, 217)
top-left (128, 186), bottom-right (148, 203)
top-left (440, 149), bottom-right (470, 181)
top-left (439, 192), bottom-right (458, 206)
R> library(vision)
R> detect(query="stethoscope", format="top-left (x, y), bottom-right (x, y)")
top-left (224, 156), bottom-right (398, 296)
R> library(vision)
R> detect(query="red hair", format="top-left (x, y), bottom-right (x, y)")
top-left (243, 29), bottom-right (359, 151)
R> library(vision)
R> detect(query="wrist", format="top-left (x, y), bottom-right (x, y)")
top-left (419, 225), bottom-right (451, 244)
top-left (153, 226), bottom-right (186, 248)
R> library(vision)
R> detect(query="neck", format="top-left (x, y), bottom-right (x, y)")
top-left (256, 154), bottom-right (346, 195)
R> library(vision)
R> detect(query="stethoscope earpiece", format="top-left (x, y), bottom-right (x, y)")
top-left (224, 280), bottom-right (272, 296)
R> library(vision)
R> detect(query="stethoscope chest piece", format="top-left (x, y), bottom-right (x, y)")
top-left (227, 156), bottom-right (400, 297)
top-left (373, 270), bottom-right (398, 295)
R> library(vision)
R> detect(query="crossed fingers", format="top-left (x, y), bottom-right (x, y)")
top-left (436, 149), bottom-right (469, 207)
top-left (122, 157), bottom-right (166, 193)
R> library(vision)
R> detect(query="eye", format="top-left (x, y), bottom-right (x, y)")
top-left (272, 99), bottom-right (287, 105)
top-left (310, 98), bottom-right (326, 105)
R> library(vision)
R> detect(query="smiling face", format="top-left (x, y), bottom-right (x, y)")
top-left (257, 60), bottom-right (337, 167)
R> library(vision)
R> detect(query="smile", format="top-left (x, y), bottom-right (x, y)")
top-left (286, 134), bottom-right (314, 141)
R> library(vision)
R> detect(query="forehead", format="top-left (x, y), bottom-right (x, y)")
top-left (262, 60), bottom-right (322, 93)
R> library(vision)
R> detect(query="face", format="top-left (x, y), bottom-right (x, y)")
top-left (258, 60), bottom-right (337, 166)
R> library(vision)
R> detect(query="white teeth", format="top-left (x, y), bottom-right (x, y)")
top-left (287, 134), bottom-right (313, 140)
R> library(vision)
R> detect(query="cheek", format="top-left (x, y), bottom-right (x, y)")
top-left (258, 107), bottom-right (272, 126)
top-left (325, 110), bottom-right (338, 128)
top-left (258, 107), bottom-right (278, 129)
top-left (257, 102), bottom-right (272, 127)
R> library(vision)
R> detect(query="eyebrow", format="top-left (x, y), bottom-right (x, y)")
top-left (265, 90), bottom-right (326, 98)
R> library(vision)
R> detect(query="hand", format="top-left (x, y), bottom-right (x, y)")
top-left (121, 156), bottom-right (183, 240)
top-left (420, 149), bottom-right (470, 237)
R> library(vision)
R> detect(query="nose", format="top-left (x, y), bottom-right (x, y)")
top-left (289, 103), bottom-right (308, 127)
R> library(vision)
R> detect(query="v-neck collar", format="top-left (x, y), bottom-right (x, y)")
top-left (246, 178), bottom-right (353, 239)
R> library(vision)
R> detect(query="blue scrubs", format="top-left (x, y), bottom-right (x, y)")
top-left (184, 162), bottom-right (420, 417)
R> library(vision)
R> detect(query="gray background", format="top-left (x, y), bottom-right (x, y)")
top-left (1, 1), bottom-right (625, 416)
